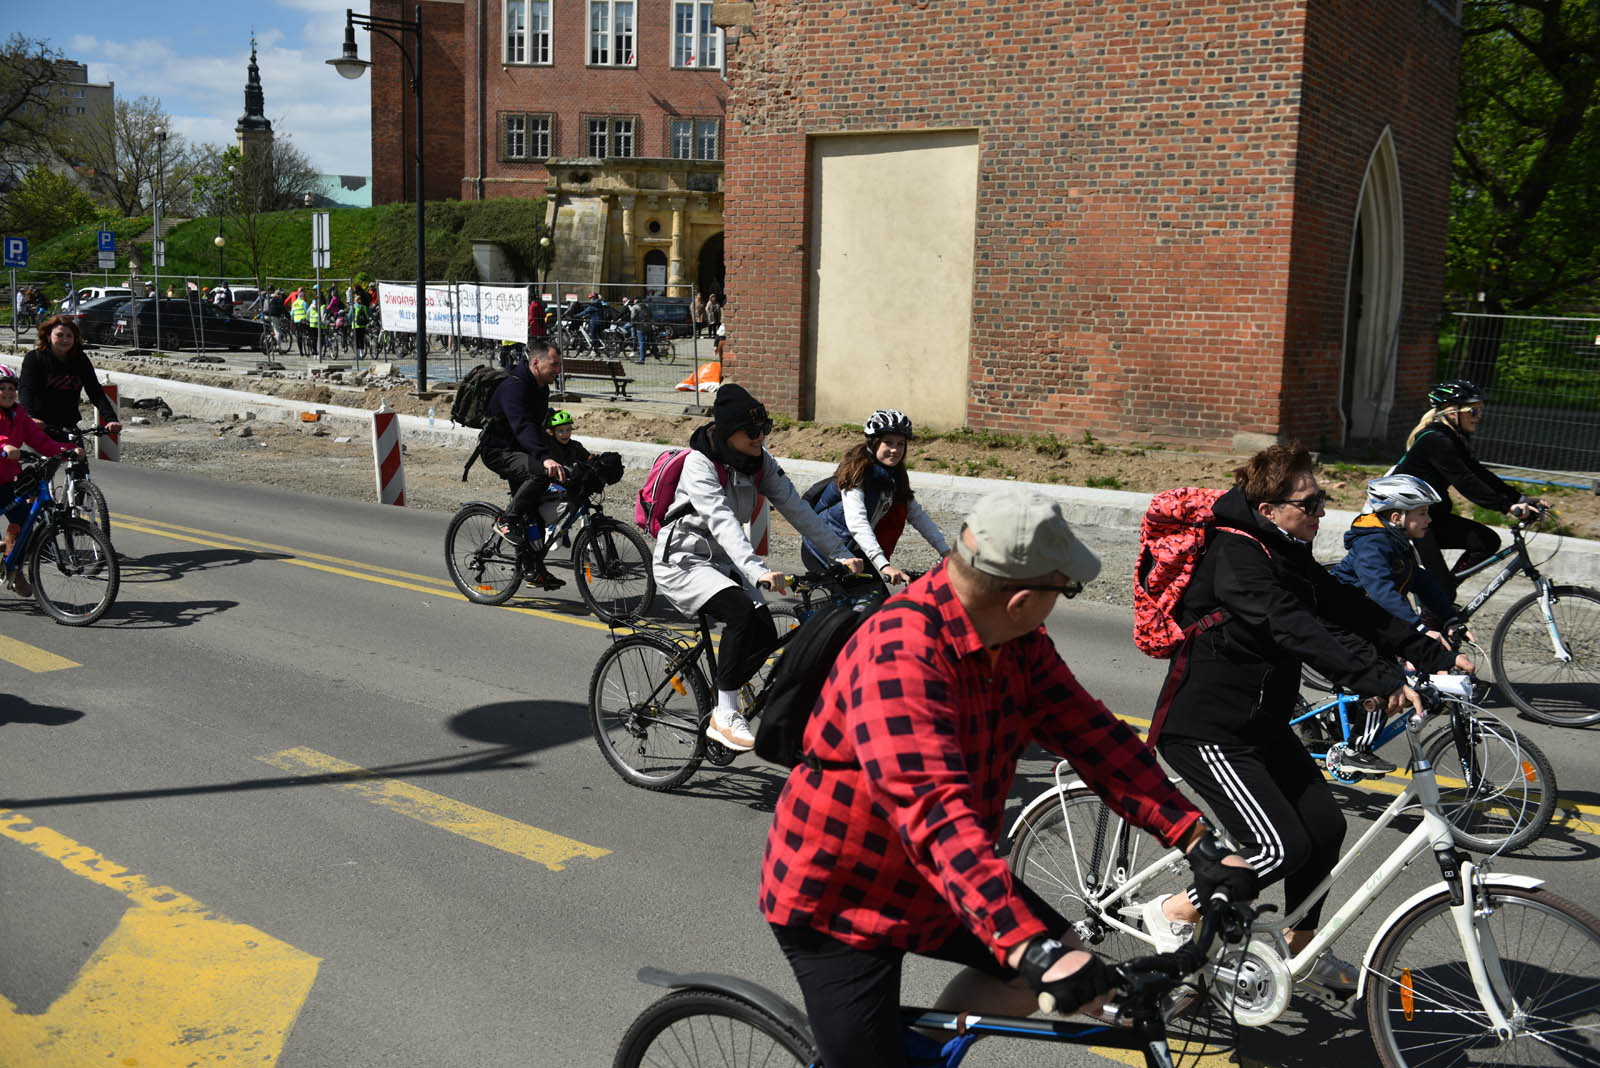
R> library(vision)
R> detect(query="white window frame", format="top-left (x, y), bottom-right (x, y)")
top-left (584, 115), bottom-right (636, 159)
top-left (505, 1), bottom-right (551, 65)
top-left (672, 1), bottom-right (721, 69)
top-left (669, 117), bottom-right (720, 160)
top-left (505, 0), bottom-right (526, 63)
top-left (501, 112), bottom-right (554, 160)
top-left (503, 114), bottom-right (526, 159)
top-left (588, 1), bottom-right (636, 67)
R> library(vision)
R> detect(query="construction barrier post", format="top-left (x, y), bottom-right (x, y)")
top-left (96, 382), bottom-right (120, 461)
top-left (372, 403), bottom-right (406, 506)
top-left (743, 495), bottom-right (769, 556)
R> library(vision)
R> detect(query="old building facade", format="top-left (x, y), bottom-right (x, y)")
top-left (717, 0), bottom-right (1464, 449)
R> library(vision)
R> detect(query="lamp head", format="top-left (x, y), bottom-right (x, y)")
top-left (328, 22), bottom-right (370, 79)
top-left (214, 235), bottom-right (226, 248)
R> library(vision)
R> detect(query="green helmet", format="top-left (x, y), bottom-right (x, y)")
top-left (547, 409), bottom-right (574, 428)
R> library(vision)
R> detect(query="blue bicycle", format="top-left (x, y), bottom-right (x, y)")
top-left (1291, 673), bottom-right (1556, 852)
top-left (2, 452), bottom-right (120, 626)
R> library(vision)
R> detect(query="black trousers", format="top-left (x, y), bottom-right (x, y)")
top-left (701, 586), bottom-right (777, 691)
top-left (1415, 513), bottom-right (1501, 599)
top-left (480, 445), bottom-right (551, 528)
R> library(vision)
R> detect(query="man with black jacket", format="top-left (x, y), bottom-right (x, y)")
top-left (478, 338), bottom-right (564, 586)
top-left (1142, 444), bottom-right (1463, 997)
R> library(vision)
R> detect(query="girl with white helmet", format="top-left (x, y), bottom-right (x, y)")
top-left (1328, 474), bottom-right (1475, 773)
top-left (801, 409), bottom-right (951, 584)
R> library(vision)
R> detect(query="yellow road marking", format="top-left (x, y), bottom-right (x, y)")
top-left (0, 809), bottom-right (319, 1066)
top-left (259, 746), bottom-right (610, 872)
top-left (0, 634), bottom-right (79, 673)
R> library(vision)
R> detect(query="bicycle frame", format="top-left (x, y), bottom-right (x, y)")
top-left (1, 463), bottom-right (63, 572)
top-left (1452, 524), bottom-right (1544, 619)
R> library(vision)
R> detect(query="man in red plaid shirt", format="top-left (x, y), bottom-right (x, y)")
top-left (760, 489), bottom-right (1255, 1068)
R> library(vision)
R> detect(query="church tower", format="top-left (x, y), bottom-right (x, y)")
top-left (235, 34), bottom-right (274, 157)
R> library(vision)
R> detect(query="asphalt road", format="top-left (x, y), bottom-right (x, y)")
top-left (1, 462), bottom-right (1597, 1068)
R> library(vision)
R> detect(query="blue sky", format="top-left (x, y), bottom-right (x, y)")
top-left (10, 0), bottom-right (371, 176)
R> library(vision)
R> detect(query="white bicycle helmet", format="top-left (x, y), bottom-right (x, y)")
top-left (1366, 474), bottom-right (1442, 515)
top-left (863, 408), bottom-right (915, 439)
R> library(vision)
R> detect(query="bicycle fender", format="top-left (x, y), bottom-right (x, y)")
top-left (1006, 779), bottom-right (1089, 843)
top-left (1355, 872), bottom-right (1544, 1001)
top-left (636, 967), bottom-right (813, 1042)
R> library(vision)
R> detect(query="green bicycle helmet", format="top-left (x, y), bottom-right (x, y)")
top-left (547, 409), bottom-right (574, 428)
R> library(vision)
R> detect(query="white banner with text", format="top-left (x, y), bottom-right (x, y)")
top-left (378, 282), bottom-right (528, 342)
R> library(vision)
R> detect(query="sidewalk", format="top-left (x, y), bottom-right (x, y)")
top-left (20, 357), bottom-right (1600, 587)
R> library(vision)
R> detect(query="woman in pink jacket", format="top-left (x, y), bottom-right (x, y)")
top-left (0, 365), bottom-right (72, 596)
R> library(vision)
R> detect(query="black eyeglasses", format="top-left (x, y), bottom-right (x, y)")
top-left (741, 420), bottom-right (774, 438)
top-left (1005, 579), bottom-right (1083, 599)
top-left (1273, 490), bottom-right (1329, 513)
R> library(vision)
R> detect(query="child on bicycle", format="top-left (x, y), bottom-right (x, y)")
top-left (1328, 475), bottom-right (1474, 774)
top-left (652, 384), bottom-right (862, 751)
top-left (0, 365), bottom-right (76, 597)
top-left (801, 408), bottom-right (950, 584)
top-left (542, 410), bottom-right (590, 545)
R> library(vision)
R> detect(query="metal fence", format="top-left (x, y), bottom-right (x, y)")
top-left (1439, 312), bottom-right (1600, 476)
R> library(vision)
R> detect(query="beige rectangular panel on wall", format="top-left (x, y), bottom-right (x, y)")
top-left (807, 131), bottom-right (977, 429)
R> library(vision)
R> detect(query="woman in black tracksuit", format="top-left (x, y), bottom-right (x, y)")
top-left (1145, 444), bottom-right (1456, 993)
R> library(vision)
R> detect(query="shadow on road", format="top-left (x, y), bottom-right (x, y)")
top-left (117, 548), bottom-right (291, 583)
top-left (0, 693), bottom-right (85, 728)
top-left (100, 598), bottom-right (237, 629)
top-left (448, 698), bottom-right (593, 754)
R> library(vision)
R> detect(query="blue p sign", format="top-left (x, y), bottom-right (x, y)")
top-left (97, 229), bottom-right (115, 253)
top-left (2, 236), bottom-right (26, 268)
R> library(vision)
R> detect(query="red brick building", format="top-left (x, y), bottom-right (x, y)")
top-left (717, 0), bottom-right (1465, 449)
top-left (370, 0), bottom-right (465, 204)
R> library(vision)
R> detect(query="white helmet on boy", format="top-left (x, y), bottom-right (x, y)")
top-left (1366, 474), bottom-right (1442, 515)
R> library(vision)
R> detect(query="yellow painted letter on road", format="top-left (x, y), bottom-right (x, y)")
top-left (0, 809), bottom-right (320, 1067)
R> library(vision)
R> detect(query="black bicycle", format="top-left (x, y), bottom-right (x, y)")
top-left (615, 896), bottom-right (1251, 1068)
top-left (46, 425), bottom-right (113, 537)
top-left (1, 452), bottom-right (119, 625)
top-left (444, 453), bottom-right (655, 623)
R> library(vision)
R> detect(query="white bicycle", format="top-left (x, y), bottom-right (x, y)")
top-left (1007, 682), bottom-right (1600, 1066)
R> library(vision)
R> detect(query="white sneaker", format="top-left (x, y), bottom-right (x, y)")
top-left (707, 709), bottom-right (755, 751)
top-left (1140, 895), bottom-right (1194, 952)
top-left (1300, 950), bottom-right (1358, 996)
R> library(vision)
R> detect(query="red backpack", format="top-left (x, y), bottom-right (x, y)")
top-left (1132, 487), bottom-right (1267, 658)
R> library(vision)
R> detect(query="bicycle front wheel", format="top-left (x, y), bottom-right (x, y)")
top-left (589, 633), bottom-right (709, 791)
top-left (571, 519), bottom-right (655, 623)
top-left (1366, 885), bottom-right (1600, 1067)
top-left (1422, 711), bottom-right (1556, 853)
top-left (444, 503), bottom-right (523, 605)
top-left (29, 518), bottom-right (119, 626)
top-left (49, 471), bottom-right (111, 536)
top-left (1490, 584), bottom-right (1600, 726)
top-left (613, 988), bottom-right (814, 1068)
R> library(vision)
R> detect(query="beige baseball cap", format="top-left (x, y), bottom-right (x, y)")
top-left (955, 489), bottom-right (1102, 584)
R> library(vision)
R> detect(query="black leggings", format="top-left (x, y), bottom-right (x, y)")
top-left (701, 586), bottom-right (777, 691)
top-left (1160, 729), bottom-right (1345, 931)
top-left (1415, 512), bottom-right (1501, 599)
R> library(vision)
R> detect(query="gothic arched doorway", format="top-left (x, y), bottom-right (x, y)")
top-left (1340, 128), bottom-right (1405, 447)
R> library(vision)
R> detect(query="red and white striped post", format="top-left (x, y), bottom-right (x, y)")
top-left (743, 495), bottom-right (769, 556)
top-left (371, 403), bottom-right (406, 506)
top-left (96, 382), bottom-right (120, 461)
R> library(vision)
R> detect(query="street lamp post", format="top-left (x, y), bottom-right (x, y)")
top-left (153, 125), bottom-right (166, 350)
top-left (539, 235), bottom-right (551, 291)
top-left (330, 5), bottom-right (429, 392)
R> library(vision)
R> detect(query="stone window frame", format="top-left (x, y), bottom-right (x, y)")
top-left (504, 0), bottom-right (553, 65)
top-left (587, 0), bottom-right (637, 68)
top-left (583, 114), bottom-right (638, 159)
top-left (668, 116), bottom-right (720, 160)
top-left (500, 111), bottom-right (554, 161)
top-left (671, 1), bottom-right (721, 70)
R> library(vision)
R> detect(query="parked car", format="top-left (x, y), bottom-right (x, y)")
top-left (113, 298), bottom-right (266, 351)
top-left (60, 295), bottom-right (135, 345)
top-left (57, 286), bottom-right (133, 312)
top-left (226, 286), bottom-right (262, 314)
top-left (642, 296), bottom-right (695, 338)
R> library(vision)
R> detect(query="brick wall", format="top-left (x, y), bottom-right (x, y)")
top-left (722, 0), bottom-right (1462, 448)
top-left (370, 0), bottom-right (466, 205)
top-left (460, 0), bottom-right (728, 200)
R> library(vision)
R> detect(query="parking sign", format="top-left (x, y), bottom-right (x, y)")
top-left (97, 229), bottom-right (115, 253)
top-left (2, 236), bottom-right (26, 268)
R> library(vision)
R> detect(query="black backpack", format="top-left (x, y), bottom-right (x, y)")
top-left (451, 364), bottom-right (510, 430)
top-left (801, 475), bottom-right (834, 510)
top-left (753, 597), bottom-right (942, 768)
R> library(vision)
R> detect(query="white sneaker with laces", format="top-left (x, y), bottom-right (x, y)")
top-left (1300, 950), bottom-right (1358, 995)
top-left (1139, 895), bottom-right (1194, 953)
top-left (707, 708), bottom-right (755, 751)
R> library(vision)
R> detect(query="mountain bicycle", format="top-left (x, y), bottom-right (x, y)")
top-left (1447, 507), bottom-right (1600, 726)
top-left (615, 895), bottom-right (1252, 1068)
top-left (1006, 677), bottom-right (1600, 1066)
top-left (1291, 672), bottom-right (1556, 853)
top-left (44, 425), bottom-right (113, 537)
top-left (443, 452), bottom-right (654, 623)
top-left (1, 452), bottom-right (119, 626)
top-left (586, 568), bottom-right (889, 791)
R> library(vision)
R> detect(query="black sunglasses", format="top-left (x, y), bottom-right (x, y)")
top-left (1273, 490), bottom-right (1329, 513)
top-left (740, 419), bottom-right (774, 437)
top-left (1005, 579), bottom-right (1083, 599)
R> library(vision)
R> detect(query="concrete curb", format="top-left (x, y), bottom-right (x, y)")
top-left (19, 358), bottom-right (1600, 586)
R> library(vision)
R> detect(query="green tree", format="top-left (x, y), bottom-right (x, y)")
top-left (1448, 0), bottom-right (1600, 314)
top-left (0, 34), bottom-right (71, 188)
top-left (0, 164), bottom-right (98, 241)
top-left (72, 95), bottom-right (203, 215)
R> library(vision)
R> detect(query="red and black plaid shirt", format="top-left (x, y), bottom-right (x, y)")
top-left (760, 562), bottom-right (1201, 964)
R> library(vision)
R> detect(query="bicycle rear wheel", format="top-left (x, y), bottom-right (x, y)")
top-left (1366, 885), bottom-right (1600, 1067)
top-left (1490, 584), bottom-right (1600, 726)
top-left (444, 503), bottom-right (524, 605)
top-left (589, 633), bottom-right (709, 791)
top-left (571, 519), bottom-right (655, 623)
top-left (613, 989), bottom-right (813, 1068)
top-left (29, 518), bottom-right (119, 626)
top-left (1422, 709), bottom-right (1556, 853)
top-left (49, 470), bottom-right (111, 536)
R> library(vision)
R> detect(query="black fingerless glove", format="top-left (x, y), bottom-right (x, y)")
top-left (1017, 937), bottom-right (1118, 1015)
top-left (1185, 832), bottom-right (1257, 905)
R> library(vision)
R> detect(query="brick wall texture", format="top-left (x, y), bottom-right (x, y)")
top-left (721, 0), bottom-right (1462, 448)
top-left (371, 0), bottom-right (467, 205)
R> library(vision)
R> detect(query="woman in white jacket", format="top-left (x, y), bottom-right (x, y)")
top-left (652, 384), bottom-right (861, 751)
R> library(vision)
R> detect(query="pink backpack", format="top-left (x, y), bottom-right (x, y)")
top-left (634, 448), bottom-right (764, 536)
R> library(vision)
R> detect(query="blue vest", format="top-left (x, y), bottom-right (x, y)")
top-left (803, 462), bottom-right (899, 562)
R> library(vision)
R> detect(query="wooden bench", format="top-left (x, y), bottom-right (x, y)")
top-left (560, 357), bottom-right (634, 398)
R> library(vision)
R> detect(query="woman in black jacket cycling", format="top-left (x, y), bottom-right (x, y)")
top-left (1392, 379), bottom-right (1546, 603)
top-left (1142, 445), bottom-right (1462, 995)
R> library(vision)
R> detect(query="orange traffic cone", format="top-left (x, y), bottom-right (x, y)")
top-left (676, 361), bottom-right (722, 392)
